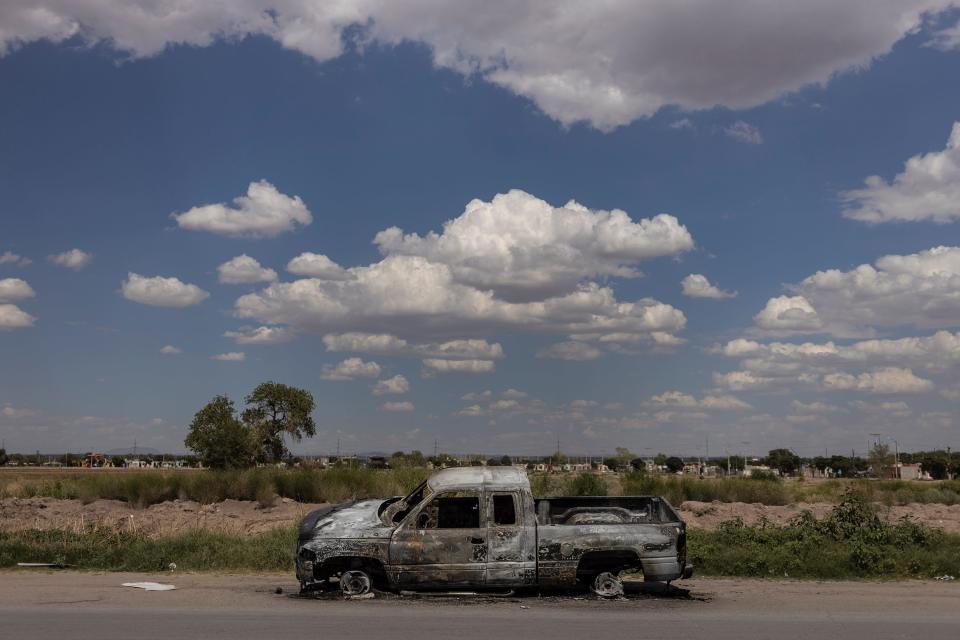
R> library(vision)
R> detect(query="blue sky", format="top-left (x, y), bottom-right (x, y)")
top-left (2, 2), bottom-right (960, 458)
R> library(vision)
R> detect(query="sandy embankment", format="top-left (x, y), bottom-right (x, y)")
top-left (3, 497), bottom-right (960, 536)
top-left (677, 500), bottom-right (960, 533)
top-left (0, 497), bottom-right (325, 537)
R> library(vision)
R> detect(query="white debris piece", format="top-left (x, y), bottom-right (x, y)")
top-left (122, 582), bottom-right (177, 591)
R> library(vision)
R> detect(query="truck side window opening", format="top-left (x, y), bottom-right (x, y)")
top-left (492, 494), bottom-right (516, 525)
top-left (418, 492), bottom-right (480, 529)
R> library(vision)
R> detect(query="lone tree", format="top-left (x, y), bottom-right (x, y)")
top-left (242, 382), bottom-right (316, 463)
top-left (766, 448), bottom-right (800, 475)
top-left (665, 456), bottom-right (684, 473)
top-left (184, 395), bottom-right (257, 469)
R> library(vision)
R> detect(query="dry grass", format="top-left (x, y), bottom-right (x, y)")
top-left (4, 467), bottom-right (960, 507)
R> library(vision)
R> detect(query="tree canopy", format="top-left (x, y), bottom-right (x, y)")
top-left (184, 395), bottom-right (257, 469)
top-left (765, 448), bottom-right (801, 475)
top-left (184, 382), bottom-right (315, 468)
top-left (242, 381), bottom-right (316, 463)
top-left (665, 456), bottom-right (684, 473)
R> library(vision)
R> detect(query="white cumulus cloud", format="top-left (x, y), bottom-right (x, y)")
top-left (790, 246), bottom-right (960, 335)
top-left (320, 357), bottom-right (382, 381)
top-left (536, 341), bottom-right (603, 361)
top-left (753, 295), bottom-right (823, 334)
top-left (223, 325), bottom-right (295, 345)
top-left (790, 400), bottom-right (846, 414)
top-left (121, 273), bottom-right (209, 307)
top-left (211, 351), bottom-right (245, 361)
top-left (422, 359), bottom-right (495, 375)
top-left (172, 180), bottom-right (312, 238)
top-left (382, 400), bottom-right (414, 413)
top-left (681, 274), bottom-right (737, 299)
top-left (217, 255), bottom-right (278, 284)
top-left (286, 253), bottom-right (352, 279)
top-left (646, 390), bottom-right (752, 410)
top-left (375, 189), bottom-right (692, 301)
top-left (0, 303), bottom-right (35, 330)
top-left (372, 374), bottom-right (410, 395)
top-left (234, 242), bottom-right (686, 348)
top-left (0, 278), bottom-right (35, 302)
top-left (48, 248), bottom-right (92, 270)
top-left (822, 367), bottom-right (934, 394)
top-left (842, 122), bottom-right (960, 223)
top-left (323, 333), bottom-right (503, 360)
top-left (0, 251), bottom-right (31, 267)
top-left (160, 345), bottom-right (182, 354)
top-left (714, 329), bottom-right (960, 395)
top-left (724, 121), bottom-right (763, 144)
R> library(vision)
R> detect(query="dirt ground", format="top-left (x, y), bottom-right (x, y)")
top-left (678, 500), bottom-right (960, 533)
top-left (3, 497), bottom-right (960, 535)
top-left (0, 497), bottom-right (325, 536)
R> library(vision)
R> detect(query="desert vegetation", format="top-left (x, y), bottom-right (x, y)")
top-left (689, 493), bottom-right (960, 579)
top-left (4, 468), bottom-right (960, 508)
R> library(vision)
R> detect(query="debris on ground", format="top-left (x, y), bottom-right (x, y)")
top-left (934, 575), bottom-right (955, 581)
top-left (122, 582), bottom-right (177, 591)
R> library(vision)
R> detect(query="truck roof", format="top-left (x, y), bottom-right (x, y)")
top-left (427, 466), bottom-right (531, 492)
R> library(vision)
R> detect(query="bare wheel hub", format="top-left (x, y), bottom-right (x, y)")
top-left (340, 570), bottom-right (372, 596)
top-left (591, 572), bottom-right (624, 598)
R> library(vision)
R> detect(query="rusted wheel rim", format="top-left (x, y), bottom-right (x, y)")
top-left (340, 570), bottom-right (372, 596)
top-left (591, 572), bottom-right (624, 598)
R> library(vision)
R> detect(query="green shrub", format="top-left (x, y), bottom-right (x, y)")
top-left (0, 527), bottom-right (296, 572)
top-left (564, 473), bottom-right (609, 496)
top-left (689, 492), bottom-right (959, 579)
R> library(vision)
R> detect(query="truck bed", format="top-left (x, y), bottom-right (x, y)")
top-left (534, 496), bottom-right (679, 525)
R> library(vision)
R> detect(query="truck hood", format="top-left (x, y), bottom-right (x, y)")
top-left (298, 499), bottom-right (395, 543)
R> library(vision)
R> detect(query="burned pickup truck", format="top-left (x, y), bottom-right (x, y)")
top-left (296, 467), bottom-right (692, 596)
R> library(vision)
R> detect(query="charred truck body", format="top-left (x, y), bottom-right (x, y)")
top-left (296, 467), bottom-right (692, 595)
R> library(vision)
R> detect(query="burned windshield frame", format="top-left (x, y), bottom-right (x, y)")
top-left (392, 481), bottom-right (432, 523)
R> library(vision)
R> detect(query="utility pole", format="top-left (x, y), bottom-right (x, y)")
top-left (433, 439), bottom-right (438, 459)
top-left (891, 438), bottom-right (900, 480)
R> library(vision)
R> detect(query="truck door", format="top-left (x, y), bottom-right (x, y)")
top-left (390, 489), bottom-right (486, 587)
top-left (485, 491), bottom-right (535, 586)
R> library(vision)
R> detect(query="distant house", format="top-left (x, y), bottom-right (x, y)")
top-left (896, 463), bottom-right (928, 481)
top-left (743, 464), bottom-right (778, 477)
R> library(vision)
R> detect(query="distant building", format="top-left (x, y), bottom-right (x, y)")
top-left (742, 464), bottom-right (777, 477)
top-left (896, 463), bottom-right (928, 481)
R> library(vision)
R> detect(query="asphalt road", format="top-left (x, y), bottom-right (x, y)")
top-left (1, 572), bottom-right (957, 639)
